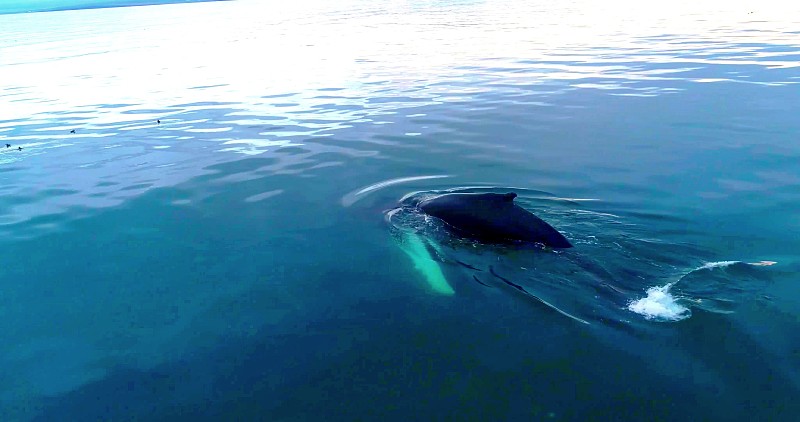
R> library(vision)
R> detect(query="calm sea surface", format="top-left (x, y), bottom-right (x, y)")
top-left (1, 0), bottom-right (799, 420)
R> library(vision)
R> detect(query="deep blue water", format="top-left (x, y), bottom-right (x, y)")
top-left (1, 0), bottom-right (799, 420)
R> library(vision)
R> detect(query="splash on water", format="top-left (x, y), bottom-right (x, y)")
top-left (697, 260), bottom-right (777, 270)
top-left (628, 283), bottom-right (691, 321)
top-left (629, 260), bottom-right (777, 321)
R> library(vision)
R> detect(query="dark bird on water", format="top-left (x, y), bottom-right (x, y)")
top-left (5, 144), bottom-right (9, 148)
top-left (157, 119), bottom-right (161, 124)
top-left (70, 129), bottom-right (76, 134)
top-left (18, 147), bottom-right (22, 151)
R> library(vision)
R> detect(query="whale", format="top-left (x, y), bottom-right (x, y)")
top-left (388, 190), bottom-right (591, 323)
top-left (388, 190), bottom-right (573, 295)
top-left (415, 192), bottom-right (572, 248)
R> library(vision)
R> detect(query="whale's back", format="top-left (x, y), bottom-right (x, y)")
top-left (418, 192), bottom-right (572, 248)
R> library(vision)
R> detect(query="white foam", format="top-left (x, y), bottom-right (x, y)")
top-left (748, 260), bottom-right (777, 266)
top-left (697, 261), bottom-right (739, 270)
top-left (628, 283), bottom-right (690, 321)
top-left (696, 260), bottom-right (777, 271)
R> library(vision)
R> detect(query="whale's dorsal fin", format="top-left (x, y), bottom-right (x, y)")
top-left (482, 192), bottom-right (517, 204)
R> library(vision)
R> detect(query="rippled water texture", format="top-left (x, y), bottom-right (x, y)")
top-left (1, 0), bottom-right (799, 420)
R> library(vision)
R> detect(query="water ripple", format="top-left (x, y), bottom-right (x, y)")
top-left (1, 1), bottom-right (799, 419)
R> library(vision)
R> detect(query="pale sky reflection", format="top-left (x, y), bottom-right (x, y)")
top-left (1, 0), bottom-right (798, 122)
top-left (0, 0), bottom-right (798, 230)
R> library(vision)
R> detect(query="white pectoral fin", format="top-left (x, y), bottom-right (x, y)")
top-left (398, 231), bottom-right (455, 295)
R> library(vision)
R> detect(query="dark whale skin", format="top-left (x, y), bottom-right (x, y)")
top-left (418, 192), bottom-right (572, 248)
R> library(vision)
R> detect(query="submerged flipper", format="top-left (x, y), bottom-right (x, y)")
top-left (398, 231), bottom-right (455, 295)
top-left (489, 266), bottom-right (589, 325)
top-left (455, 259), bottom-right (483, 271)
top-left (472, 275), bottom-right (492, 287)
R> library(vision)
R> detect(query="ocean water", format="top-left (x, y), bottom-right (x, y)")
top-left (1, 0), bottom-right (799, 420)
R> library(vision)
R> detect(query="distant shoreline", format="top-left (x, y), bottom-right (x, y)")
top-left (0, 0), bottom-right (230, 16)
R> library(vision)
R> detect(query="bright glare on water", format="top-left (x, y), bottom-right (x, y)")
top-left (1, 0), bottom-right (799, 420)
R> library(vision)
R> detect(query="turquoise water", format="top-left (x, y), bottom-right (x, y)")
top-left (1, 0), bottom-right (799, 419)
